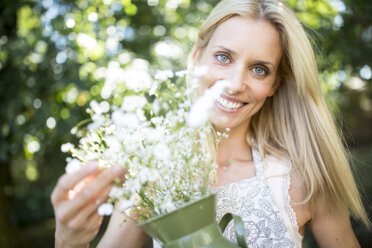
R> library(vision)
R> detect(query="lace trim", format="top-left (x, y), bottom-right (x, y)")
top-left (283, 160), bottom-right (303, 247)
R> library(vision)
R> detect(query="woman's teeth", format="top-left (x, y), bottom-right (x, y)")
top-left (217, 97), bottom-right (244, 110)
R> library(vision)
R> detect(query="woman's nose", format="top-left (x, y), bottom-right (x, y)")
top-left (227, 67), bottom-right (247, 94)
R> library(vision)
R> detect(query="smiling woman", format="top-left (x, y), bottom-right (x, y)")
top-left (184, 0), bottom-right (369, 247)
top-left (50, 0), bottom-right (369, 248)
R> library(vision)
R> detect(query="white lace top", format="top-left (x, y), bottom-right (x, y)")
top-left (214, 149), bottom-right (303, 248)
top-left (153, 150), bottom-right (303, 247)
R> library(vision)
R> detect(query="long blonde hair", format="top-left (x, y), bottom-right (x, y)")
top-left (189, 0), bottom-right (369, 225)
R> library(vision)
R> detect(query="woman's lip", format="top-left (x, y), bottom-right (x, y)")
top-left (220, 94), bottom-right (248, 104)
top-left (215, 100), bottom-right (247, 113)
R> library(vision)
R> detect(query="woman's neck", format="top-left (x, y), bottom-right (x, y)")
top-left (215, 123), bottom-right (253, 167)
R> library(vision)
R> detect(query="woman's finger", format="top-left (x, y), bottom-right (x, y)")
top-left (51, 162), bottom-right (98, 206)
top-left (59, 165), bottom-right (125, 220)
top-left (86, 211), bottom-right (104, 233)
top-left (68, 185), bottom-right (112, 228)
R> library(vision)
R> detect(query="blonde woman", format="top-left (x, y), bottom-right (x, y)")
top-left (51, 0), bottom-right (369, 247)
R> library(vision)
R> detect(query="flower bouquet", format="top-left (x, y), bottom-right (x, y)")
top-left (62, 60), bottom-right (248, 247)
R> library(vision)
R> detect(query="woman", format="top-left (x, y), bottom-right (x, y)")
top-left (51, 0), bottom-right (369, 247)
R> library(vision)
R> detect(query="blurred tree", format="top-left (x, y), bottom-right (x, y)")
top-left (0, 0), bottom-right (370, 247)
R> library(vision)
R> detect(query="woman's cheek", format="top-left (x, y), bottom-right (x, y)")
top-left (252, 83), bottom-right (275, 100)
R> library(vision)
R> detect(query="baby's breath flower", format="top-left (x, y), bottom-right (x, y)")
top-left (187, 80), bottom-right (232, 128)
top-left (175, 70), bottom-right (187, 77)
top-left (90, 100), bottom-right (103, 114)
top-left (121, 96), bottom-right (147, 112)
top-left (154, 69), bottom-right (174, 81)
top-left (154, 143), bottom-right (170, 161)
top-left (64, 67), bottom-right (218, 222)
top-left (61, 142), bottom-right (74, 153)
top-left (65, 158), bottom-right (82, 174)
top-left (119, 199), bottom-right (134, 211)
top-left (112, 111), bottom-right (139, 129)
top-left (109, 186), bottom-right (125, 199)
top-left (98, 203), bottom-right (114, 216)
top-left (192, 65), bottom-right (208, 77)
top-left (142, 128), bottom-right (164, 143)
top-left (161, 197), bottom-right (176, 212)
top-left (130, 193), bottom-right (142, 205)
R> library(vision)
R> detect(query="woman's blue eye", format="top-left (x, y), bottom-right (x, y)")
top-left (216, 54), bottom-right (230, 63)
top-left (253, 67), bottom-right (267, 76)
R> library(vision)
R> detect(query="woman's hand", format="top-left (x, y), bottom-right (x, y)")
top-left (51, 162), bottom-right (126, 248)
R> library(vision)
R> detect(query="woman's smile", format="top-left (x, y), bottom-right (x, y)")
top-left (216, 95), bottom-right (248, 113)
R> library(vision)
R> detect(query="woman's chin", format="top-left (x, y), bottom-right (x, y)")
top-left (210, 111), bottom-right (251, 132)
top-left (210, 115), bottom-right (232, 130)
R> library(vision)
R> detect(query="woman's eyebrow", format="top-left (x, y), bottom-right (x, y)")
top-left (253, 60), bottom-right (274, 68)
top-left (215, 46), bottom-right (237, 56)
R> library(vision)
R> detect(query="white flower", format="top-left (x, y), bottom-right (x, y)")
top-left (126, 179), bottom-right (142, 193)
top-left (65, 158), bottom-right (82, 174)
top-left (208, 80), bottom-right (231, 98)
top-left (109, 186), bottom-right (125, 199)
top-left (138, 167), bottom-right (160, 183)
top-left (119, 199), bottom-right (134, 211)
top-left (142, 128), bottom-right (164, 143)
top-left (154, 40), bottom-right (183, 59)
top-left (136, 109), bottom-right (146, 122)
top-left (102, 149), bottom-right (117, 164)
top-left (90, 100), bottom-right (102, 114)
top-left (124, 135), bottom-right (140, 154)
top-left (148, 169), bottom-right (160, 182)
top-left (97, 203), bottom-right (114, 216)
top-left (105, 136), bottom-right (121, 152)
top-left (149, 82), bottom-right (158, 96)
top-left (152, 99), bottom-right (161, 115)
top-left (85, 151), bottom-right (99, 161)
top-left (121, 96), bottom-right (147, 112)
top-left (175, 70), bottom-right (187, 77)
top-left (154, 143), bottom-right (170, 161)
top-left (186, 95), bottom-right (213, 128)
top-left (106, 124), bottom-right (116, 134)
top-left (61, 142), bottom-right (74, 153)
top-left (154, 69), bottom-right (174, 81)
top-left (101, 61), bottom-right (125, 99)
top-left (100, 101), bottom-right (110, 113)
top-left (130, 193), bottom-right (142, 205)
top-left (161, 197), bottom-right (176, 212)
top-left (187, 80), bottom-right (231, 127)
top-left (192, 65), bottom-right (208, 77)
top-left (88, 114), bottom-right (105, 131)
top-left (150, 116), bottom-right (164, 126)
top-left (123, 60), bottom-right (153, 92)
top-left (112, 111), bottom-right (139, 129)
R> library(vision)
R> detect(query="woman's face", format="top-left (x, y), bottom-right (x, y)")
top-left (195, 16), bottom-right (283, 130)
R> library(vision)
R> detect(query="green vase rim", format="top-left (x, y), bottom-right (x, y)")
top-left (138, 193), bottom-right (215, 227)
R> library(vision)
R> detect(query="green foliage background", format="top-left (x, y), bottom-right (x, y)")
top-left (0, 0), bottom-right (371, 247)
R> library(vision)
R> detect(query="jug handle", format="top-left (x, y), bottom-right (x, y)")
top-left (219, 213), bottom-right (248, 248)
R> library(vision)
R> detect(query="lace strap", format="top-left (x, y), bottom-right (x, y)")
top-left (252, 148), bottom-right (264, 179)
top-left (283, 160), bottom-right (303, 247)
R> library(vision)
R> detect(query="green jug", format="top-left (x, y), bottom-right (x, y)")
top-left (139, 194), bottom-right (248, 248)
